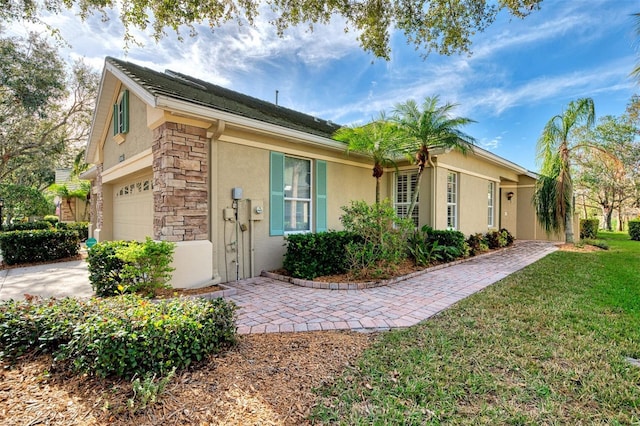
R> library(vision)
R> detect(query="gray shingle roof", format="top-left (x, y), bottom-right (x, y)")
top-left (107, 57), bottom-right (341, 139)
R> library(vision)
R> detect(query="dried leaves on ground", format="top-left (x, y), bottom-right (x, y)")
top-left (0, 331), bottom-right (375, 425)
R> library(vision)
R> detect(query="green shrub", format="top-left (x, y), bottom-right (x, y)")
top-left (87, 239), bottom-right (176, 297)
top-left (0, 297), bottom-right (85, 359)
top-left (466, 233), bottom-right (489, 256)
top-left (629, 220), bottom-right (640, 241)
top-left (3, 220), bottom-right (52, 231)
top-left (408, 226), bottom-right (467, 266)
top-left (340, 200), bottom-right (413, 275)
top-left (426, 227), bottom-right (467, 254)
top-left (485, 228), bottom-right (514, 249)
top-left (57, 222), bottom-right (89, 241)
top-left (116, 238), bottom-right (175, 296)
top-left (283, 231), bottom-right (361, 280)
top-left (87, 240), bottom-right (129, 296)
top-left (0, 295), bottom-right (237, 379)
top-left (0, 229), bottom-right (80, 265)
top-left (580, 219), bottom-right (599, 239)
top-left (43, 215), bottom-right (60, 225)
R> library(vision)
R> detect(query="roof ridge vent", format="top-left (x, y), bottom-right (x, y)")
top-left (164, 69), bottom-right (207, 90)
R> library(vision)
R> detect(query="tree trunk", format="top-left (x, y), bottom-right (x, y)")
top-left (565, 210), bottom-right (574, 243)
top-left (603, 206), bottom-right (613, 231)
top-left (406, 169), bottom-right (423, 219)
top-left (375, 177), bottom-right (380, 205)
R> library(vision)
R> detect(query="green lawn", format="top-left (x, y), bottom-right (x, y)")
top-left (312, 232), bottom-right (640, 424)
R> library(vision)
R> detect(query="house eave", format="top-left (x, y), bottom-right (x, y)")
top-left (155, 96), bottom-right (347, 153)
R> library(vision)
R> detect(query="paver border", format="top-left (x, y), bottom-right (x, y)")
top-left (260, 246), bottom-right (513, 290)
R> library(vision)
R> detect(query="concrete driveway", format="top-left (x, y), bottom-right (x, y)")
top-left (0, 260), bottom-right (94, 301)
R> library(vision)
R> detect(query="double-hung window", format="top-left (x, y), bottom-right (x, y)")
top-left (270, 152), bottom-right (326, 235)
top-left (487, 181), bottom-right (495, 228)
top-left (395, 171), bottom-right (419, 227)
top-left (284, 156), bottom-right (312, 232)
top-left (446, 172), bottom-right (458, 229)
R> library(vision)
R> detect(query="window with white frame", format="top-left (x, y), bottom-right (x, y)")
top-left (446, 172), bottom-right (457, 229)
top-left (488, 181), bottom-right (495, 227)
top-left (395, 171), bottom-right (419, 226)
top-left (284, 156), bottom-right (312, 233)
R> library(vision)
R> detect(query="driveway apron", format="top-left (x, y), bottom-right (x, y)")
top-left (226, 240), bottom-right (558, 334)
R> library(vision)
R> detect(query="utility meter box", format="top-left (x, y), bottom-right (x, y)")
top-left (232, 187), bottom-right (243, 200)
top-left (250, 199), bottom-right (264, 221)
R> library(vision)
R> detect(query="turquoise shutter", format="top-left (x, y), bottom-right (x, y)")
top-left (113, 104), bottom-right (119, 135)
top-left (316, 160), bottom-right (327, 232)
top-left (121, 90), bottom-right (129, 133)
top-left (270, 152), bottom-right (285, 236)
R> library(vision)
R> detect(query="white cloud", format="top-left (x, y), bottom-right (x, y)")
top-left (479, 136), bottom-right (502, 150)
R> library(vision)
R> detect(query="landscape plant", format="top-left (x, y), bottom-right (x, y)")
top-left (579, 218), bottom-right (599, 239)
top-left (534, 98), bottom-right (595, 243)
top-left (629, 219), bottom-right (640, 240)
top-left (87, 239), bottom-right (176, 297)
top-left (340, 199), bottom-right (413, 278)
top-left (0, 229), bottom-right (79, 265)
top-left (283, 231), bottom-right (361, 280)
top-left (392, 96), bottom-right (475, 217)
top-left (0, 295), bottom-right (237, 379)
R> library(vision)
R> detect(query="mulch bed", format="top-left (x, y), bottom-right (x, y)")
top-left (0, 331), bottom-right (376, 425)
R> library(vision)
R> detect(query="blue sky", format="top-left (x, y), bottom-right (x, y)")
top-left (7, 0), bottom-right (640, 171)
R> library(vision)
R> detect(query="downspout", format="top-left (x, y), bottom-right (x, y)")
top-left (207, 120), bottom-right (226, 284)
top-left (429, 156), bottom-right (437, 228)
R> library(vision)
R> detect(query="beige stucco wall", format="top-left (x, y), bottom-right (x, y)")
top-left (103, 89), bottom-right (153, 170)
top-left (212, 130), bottom-right (374, 281)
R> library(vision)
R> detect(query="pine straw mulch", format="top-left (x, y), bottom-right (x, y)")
top-left (0, 331), bottom-right (376, 426)
top-left (557, 243), bottom-right (605, 252)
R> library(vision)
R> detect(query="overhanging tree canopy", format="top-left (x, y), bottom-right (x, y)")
top-left (2, 0), bottom-right (542, 59)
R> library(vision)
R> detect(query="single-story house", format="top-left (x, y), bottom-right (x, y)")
top-left (83, 57), bottom-right (569, 288)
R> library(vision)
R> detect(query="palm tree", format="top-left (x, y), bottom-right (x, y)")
top-left (393, 96), bottom-right (476, 218)
top-left (334, 114), bottom-right (403, 204)
top-left (534, 97), bottom-right (595, 243)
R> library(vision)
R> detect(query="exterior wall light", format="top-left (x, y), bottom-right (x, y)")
top-left (506, 191), bottom-right (515, 201)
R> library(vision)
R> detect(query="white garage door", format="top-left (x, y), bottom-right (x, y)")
top-left (113, 175), bottom-right (153, 241)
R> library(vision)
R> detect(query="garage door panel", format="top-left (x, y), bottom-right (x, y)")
top-left (113, 175), bottom-right (153, 241)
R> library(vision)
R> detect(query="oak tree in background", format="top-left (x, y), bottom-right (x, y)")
top-left (534, 98), bottom-right (595, 243)
top-left (334, 114), bottom-right (402, 204)
top-left (0, 32), bottom-right (98, 189)
top-left (393, 96), bottom-right (475, 219)
top-left (1, 0), bottom-right (542, 60)
top-left (573, 115), bottom-right (640, 231)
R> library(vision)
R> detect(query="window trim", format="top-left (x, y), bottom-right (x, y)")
top-left (270, 152), bottom-right (326, 236)
top-left (113, 90), bottom-right (129, 143)
top-left (488, 181), bottom-right (495, 228)
top-left (446, 172), bottom-right (458, 230)
top-left (284, 155), bottom-right (312, 234)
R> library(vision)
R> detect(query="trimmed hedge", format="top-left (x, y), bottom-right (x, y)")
top-left (580, 219), bottom-right (599, 239)
top-left (0, 295), bottom-right (237, 378)
top-left (0, 229), bottom-right (80, 265)
top-left (283, 231), bottom-right (362, 280)
top-left (56, 222), bottom-right (89, 241)
top-left (630, 220), bottom-right (640, 241)
top-left (3, 221), bottom-right (52, 232)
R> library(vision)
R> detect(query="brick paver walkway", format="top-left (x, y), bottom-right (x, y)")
top-left (226, 240), bottom-right (558, 334)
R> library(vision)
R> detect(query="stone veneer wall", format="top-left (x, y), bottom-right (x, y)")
top-left (152, 122), bottom-right (208, 242)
